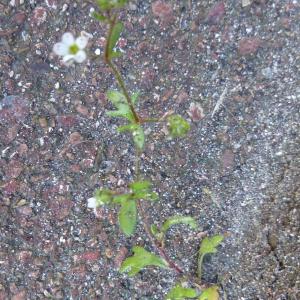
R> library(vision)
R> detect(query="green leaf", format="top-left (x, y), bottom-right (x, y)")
top-left (161, 216), bottom-right (198, 234)
top-left (167, 114), bottom-right (190, 138)
top-left (132, 125), bottom-right (145, 150)
top-left (92, 11), bottom-right (107, 22)
top-left (108, 22), bottom-right (123, 58)
top-left (165, 284), bottom-right (197, 300)
top-left (199, 286), bottom-right (219, 300)
top-left (150, 224), bottom-right (164, 241)
top-left (199, 235), bottom-right (224, 255)
top-left (119, 199), bottom-right (137, 236)
top-left (97, 0), bottom-right (128, 10)
top-left (130, 180), bottom-right (158, 201)
top-left (96, 0), bottom-right (111, 10)
top-left (130, 180), bottom-right (151, 193)
top-left (94, 189), bottom-right (113, 205)
top-left (131, 92), bottom-right (139, 105)
top-left (106, 90), bottom-right (134, 121)
top-left (117, 124), bottom-right (145, 151)
top-left (120, 246), bottom-right (168, 276)
top-left (117, 124), bottom-right (138, 133)
top-left (113, 193), bottom-right (131, 204)
top-left (110, 50), bottom-right (122, 59)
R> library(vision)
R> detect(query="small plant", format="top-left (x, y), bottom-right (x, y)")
top-left (53, 0), bottom-right (225, 298)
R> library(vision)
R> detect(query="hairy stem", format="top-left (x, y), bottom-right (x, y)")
top-left (134, 150), bottom-right (183, 273)
top-left (104, 12), bottom-right (183, 275)
top-left (137, 200), bottom-right (183, 274)
top-left (105, 17), bottom-right (140, 123)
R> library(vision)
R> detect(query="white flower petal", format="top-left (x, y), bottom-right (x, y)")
top-left (87, 197), bottom-right (97, 209)
top-left (74, 50), bottom-right (86, 63)
top-left (62, 32), bottom-right (75, 46)
top-left (75, 36), bottom-right (88, 49)
top-left (62, 54), bottom-right (75, 63)
top-left (53, 42), bottom-right (68, 56)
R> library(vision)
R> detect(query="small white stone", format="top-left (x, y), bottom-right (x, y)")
top-left (95, 48), bottom-right (101, 55)
top-left (242, 0), bottom-right (252, 7)
top-left (54, 82), bottom-right (60, 89)
top-left (62, 3), bottom-right (68, 12)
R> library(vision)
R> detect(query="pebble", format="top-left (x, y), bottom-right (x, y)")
top-left (238, 37), bottom-right (261, 55)
top-left (152, 1), bottom-right (174, 25)
top-left (222, 149), bottom-right (235, 171)
top-left (206, 2), bottom-right (225, 25)
top-left (261, 67), bottom-right (273, 79)
top-left (30, 7), bottom-right (47, 27)
top-left (188, 102), bottom-right (205, 122)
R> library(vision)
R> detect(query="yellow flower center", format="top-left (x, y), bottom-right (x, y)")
top-left (69, 44), bottom-right (79, 55)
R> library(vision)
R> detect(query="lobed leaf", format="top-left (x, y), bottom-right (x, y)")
top-left (199, 235), bottom-right (224, 255)
top-left (110, 50), bottom-right (122, 59)
top-left (165, 284), bottom-right (197, 300)
top-left (117, 124), bottom-right (145, 150)
top-left (161, 216), bottom-right (198, 234)
top-left (131, 92), bottom-right (139, 105)
top-left (113, 193), bottom-right (131, 204)
top-left (130, 180), bottom-right (151, 193)
top-left (117, 124), bottom-right (138, 133)
top-left (92, 11), bottom-right (108, 22)
top-left (94, 189), bottom-right (113, 205)
top-left (132, 125), bottom-right (145, 150)
top-left (130, 180), bottom-right (158, 201)
top-left (150, 224), bottom-right (164, 241)
top-left (97, 0), bottom-right (128, 10)
top-left (167, 114), bottom-right (190, 138)
top-left (120, 246), bottom-right (168, 276)
top-left (106, 90), bottom-right (134, 122)
top-left (118, 199), bottom-right (137, 236)
top-left (198, 286), bottom-right (219, 300)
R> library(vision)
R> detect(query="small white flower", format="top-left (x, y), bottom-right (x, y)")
top-left (53, 32), bottom-right (89, 65)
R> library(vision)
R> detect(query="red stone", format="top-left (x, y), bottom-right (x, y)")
top-left (30, 7), bottom-right (47, 27)
top-left (2, 179), bottom-right (19, 195)
top-left (152, 1), bottom-right (174, 24)
top-left (11, 290), bottom-right (27, 300)
top-left (0, 95), bottom-right (30, 124)
top-left (78, 251), bottom-right (100, 262)
top-left (13, 12), bottom-right (26, 25)
top-left (17, 251), bottom-right (32, 264)
top-left (5, 160), bottom-right (24, 178)
top-left (114, 247), bottom-right (128, 268)
top-left (56, 115), bottom-right (78, 128)
top-left (4, 79), bottom-right (15, 93)
top-left (222, 149), bottom-right (235, 170)
top-left (238, 38), bottom-right (261, 55)
top-left (206, 2), bottom-right (225, 25)
top-left (68, 132), bottom-right (83, 145)
top-left (49, 197), bottom-right (73, 220)
top-left (17, 206), bottom-right (33, 216)
top-left (188, 103), bottom-right (205, 122)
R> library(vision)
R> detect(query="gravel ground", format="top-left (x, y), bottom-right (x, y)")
top-left (0, 0), bottom-right (299, 299)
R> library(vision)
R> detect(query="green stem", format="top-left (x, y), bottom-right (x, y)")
top-left (103, 11), bottom-right (183, 275)
top-left (197, 253), bottom-right (205, 280)
top-left (105, 17), bottom-right (140, 124)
